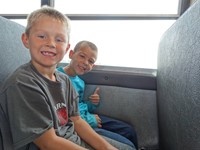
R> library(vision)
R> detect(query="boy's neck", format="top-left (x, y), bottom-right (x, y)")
top-left (64, 66), bottom-right (77, 77)
top-left (31, 61), bottom-right (57, 81)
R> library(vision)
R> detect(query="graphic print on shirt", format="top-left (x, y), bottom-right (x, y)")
top-left (55, 102), bottom-right (68, 125)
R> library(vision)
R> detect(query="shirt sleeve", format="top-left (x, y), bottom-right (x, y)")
top-left (85, 100), bottom-right (100, 112)
top-left (79, 102), bottom-right (98, 128)
top-left (5, 81), bottom-right (53, 149)
top-left (65, 77), bottom-right (80, 117)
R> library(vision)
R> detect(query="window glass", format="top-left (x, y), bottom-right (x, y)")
top-left (13, 19), bottom-right (175, 69)
top-left (8, 0), bottom-right (179, 69)
top-left (55, 0), bottom-right (179, 14)
top-left (11, 19), bottom-right (26, 26)
top-left (0, 0), bottom-right (40, 14)
top-left (62, 20), bottom-right (175, 69)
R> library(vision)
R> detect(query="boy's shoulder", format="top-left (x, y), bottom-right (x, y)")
top-left (55, 69), bottom-right (71, 82)
top-left (0, 63), bottom-right (31, 91)
top-left (4, 63), bottom-right (30, 81)
top-left (56, 66), bottom-right (65, 73)
top-left (56, 66), bottom-right (75, 80)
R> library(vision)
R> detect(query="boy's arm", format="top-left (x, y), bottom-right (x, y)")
top-left (71, 116), bottom-right (118, 150)
top-left (34, 127), bottom-right (87, 150)
top-left (79, 104), bottom-right (98, 128)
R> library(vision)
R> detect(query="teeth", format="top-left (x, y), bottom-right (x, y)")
top-left (80, 66), bottom-right (85, 71)
top-left (42, 51), bottom-right (55, 56)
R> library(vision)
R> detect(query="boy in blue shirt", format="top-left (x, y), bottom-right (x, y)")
top-left (57, 40), bottom-right (138, 149)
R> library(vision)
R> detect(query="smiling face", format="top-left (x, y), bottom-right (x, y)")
top-left (67, 45), bottom-right (97, 76)
top-left (22, 16), bottom-right (70, 73)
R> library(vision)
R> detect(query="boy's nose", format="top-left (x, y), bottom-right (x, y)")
top-left (83, 59), bottom-right (89, 66)
top-left (46, 38), bottom-right (56, 48)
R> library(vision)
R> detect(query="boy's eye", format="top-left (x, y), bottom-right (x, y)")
top-left (89, 60), bottom-right (95, 64)
top-left (56, 37), bottom-right (64, 42)
top-left (37, 35), bottom-right (46, 39)
top-left (79, 54), bottom-right (85, 58)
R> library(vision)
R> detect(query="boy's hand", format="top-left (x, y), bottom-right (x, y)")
top-left (89, 87), bottom-right (100, 105)
top-left (94, 114), bottom-right (102, 128)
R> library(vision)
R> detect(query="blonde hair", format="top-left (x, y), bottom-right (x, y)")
top-left (25, 6), bottom-right (71, 37)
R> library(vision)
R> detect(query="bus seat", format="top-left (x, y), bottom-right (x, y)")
top-left (0, 16), bottom-right (30, 85)
top-left (157, 0), bottom-right (200, 149)
top-left (0, 16), bottom-right (30, 150)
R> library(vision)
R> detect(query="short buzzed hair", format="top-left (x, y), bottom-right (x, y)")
top-left (74, 40), bottom-right (98, 54)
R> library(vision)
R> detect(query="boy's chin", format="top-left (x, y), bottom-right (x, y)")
top-left (76, 71), bottom-right (84, 76)
top-left (77, 71), bottom-right (87, 76)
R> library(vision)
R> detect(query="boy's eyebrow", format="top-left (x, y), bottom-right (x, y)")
top-left (79, 51), bottom-right (96, 60)
top-left (34, 29), bottom-right (67, 37)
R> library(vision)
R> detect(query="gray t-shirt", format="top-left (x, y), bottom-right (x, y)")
top-left (0, 62), bottom-right (82, 150)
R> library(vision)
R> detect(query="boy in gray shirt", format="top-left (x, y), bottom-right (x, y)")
top-left (0, 6), bottom-right (135, 150)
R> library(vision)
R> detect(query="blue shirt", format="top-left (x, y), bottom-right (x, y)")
top-left (57, 67), bottom-right (98, 128)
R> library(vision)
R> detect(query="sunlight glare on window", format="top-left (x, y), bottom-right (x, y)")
top-left (0, 0), bottom-right (40, 14)
top-left (4, 0), bottom-right (179, 69)
top-left (62, 20), bottom-right (175, 69)
top-left (55, 0), bottom-right (179, 14)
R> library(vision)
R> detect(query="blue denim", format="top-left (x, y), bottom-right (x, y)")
top-left (98, 115), bottom-right (138, 149)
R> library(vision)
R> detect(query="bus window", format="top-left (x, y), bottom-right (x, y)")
top-left (0, 0), bottom-right (40, 14)
top-left (62, 20), bottom-right (175, 69)
top-left (1, 0), bottom-right (188, 69)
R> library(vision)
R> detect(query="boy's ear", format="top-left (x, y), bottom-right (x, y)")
top-left (65, 43), bottom-right (70, 54)
top-left (69, 50), bottom-right (74, 59)
top-left (21, 33), bottom-right (29, 49)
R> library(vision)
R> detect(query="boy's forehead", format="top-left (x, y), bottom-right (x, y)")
top-left (30, 16), bottom-right (69, 33)
top-left (32, 15), bottom-right (66, 27)
top-left (78, 47), bottom-right (97, 59)
top-left (34, 16), bottom-right (65, 26)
